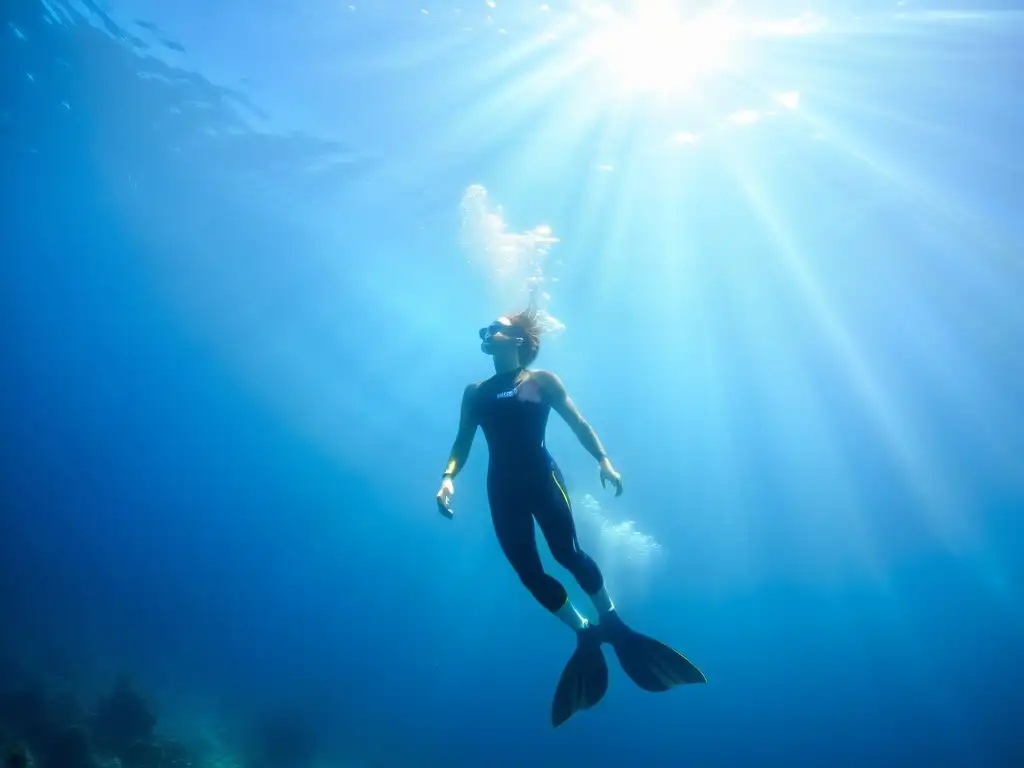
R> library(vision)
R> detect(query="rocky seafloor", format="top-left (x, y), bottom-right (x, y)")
top-left (0, 673), bottom-right (353, 768)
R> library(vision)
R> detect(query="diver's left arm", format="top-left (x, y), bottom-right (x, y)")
top-left (534, 370), bottom-right (624, 496)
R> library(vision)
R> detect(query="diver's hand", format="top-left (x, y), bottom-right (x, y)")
top-left (599, 457), bottom-right (623, 497)
top-left (436, 476), bottom-right (455, 519)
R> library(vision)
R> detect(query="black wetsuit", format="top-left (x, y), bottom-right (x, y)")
top-left (474, 368), bottom-right (605, 613)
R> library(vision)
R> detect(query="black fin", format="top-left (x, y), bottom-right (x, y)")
top-left (551, 627), bottom-right (609, 727)
top-left (602, 613), bottom-right (706, 692)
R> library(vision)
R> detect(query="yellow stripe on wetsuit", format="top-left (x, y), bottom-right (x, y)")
top-left (551, 471), bottom-right (572, 511)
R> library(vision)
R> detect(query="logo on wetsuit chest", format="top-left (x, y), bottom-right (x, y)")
top-left (494, 379), bottom-right (543, 403)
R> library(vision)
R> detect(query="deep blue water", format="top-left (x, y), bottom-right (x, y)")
top-left (2, 0), bottom-right (1023, 766)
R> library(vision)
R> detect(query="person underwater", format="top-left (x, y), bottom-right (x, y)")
top-left (436, 309), bottom-right (706, 727)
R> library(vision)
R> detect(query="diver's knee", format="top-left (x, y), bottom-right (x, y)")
top-left (560, 550), bottom-right (604, 592)
top-left (551, 546), bottom-right (585, 571)
top-left (515, 565), bottom-right (547, 592)
top-left (516, 568), bottom-right (566, 609)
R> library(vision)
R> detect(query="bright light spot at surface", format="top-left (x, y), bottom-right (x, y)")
top-left (777, 90), bottom-right (801, 109)
top-left (582, 5), bottom-right (737, 92)
top-left (596, 163), bottom-right (614, 171)
top-left (671, 131), bottom-right (699, 145)
top-left (749, 12), bottom-right (825, 37)
top-left (729, 109), bottom-right (760, 125)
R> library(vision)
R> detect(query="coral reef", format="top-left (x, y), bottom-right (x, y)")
top-left (4, 742), bottom-right (33, 768)
top-left (0, 677), bottom-right (198, 768)
top-left (91, 676), bottom-right (157, 757)
top-left (0, 666), bottom-right (338, 768)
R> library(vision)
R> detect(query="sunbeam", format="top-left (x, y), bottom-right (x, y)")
top-left (731, 164), bottom-right (975, 549)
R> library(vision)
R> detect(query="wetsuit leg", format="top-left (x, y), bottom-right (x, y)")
top-left (534, 462), bottom-right (605, 596)
top-left (489, 482), bottom-right (570, 613)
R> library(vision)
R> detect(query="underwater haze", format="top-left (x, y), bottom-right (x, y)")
top-left (2, 0), bottom-right (1023, 765)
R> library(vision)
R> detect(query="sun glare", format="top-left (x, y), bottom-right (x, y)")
top-left (583, 7), bottom-right (737, 93)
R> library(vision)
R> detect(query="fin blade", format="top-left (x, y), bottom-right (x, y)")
top-left (611, 632), bottom-right (706, 692)
top-left (581, 647), bottom-right (609, 709)
top-left (551, 646), bottom-right (609, 727)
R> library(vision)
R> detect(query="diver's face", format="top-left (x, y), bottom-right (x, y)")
top-left (479, 317), bottom-right (523, 355)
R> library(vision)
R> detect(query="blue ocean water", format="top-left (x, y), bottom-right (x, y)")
top-left (2, 0), bottom-right (1023, 765)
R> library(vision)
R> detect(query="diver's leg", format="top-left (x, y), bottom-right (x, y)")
top-left (535, 463), bottom-right (616, 619)
top-left (495, 477), bottom-right (609, 727)
top-left (489, 490), bottom-right (589, 631)
top-left (536, 469), bottom-right (706, 692)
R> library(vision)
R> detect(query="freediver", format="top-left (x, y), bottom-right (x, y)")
top-left (436, 309), bottom-right (706, 727)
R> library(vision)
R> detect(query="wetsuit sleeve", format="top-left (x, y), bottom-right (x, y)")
top-left (535, 371), bottom-right (609, 462)
top-left (442, 383), bottom-right (480, 478)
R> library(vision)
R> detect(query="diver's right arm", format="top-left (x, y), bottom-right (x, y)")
top-left (436, 383), bottom-right (480, 519)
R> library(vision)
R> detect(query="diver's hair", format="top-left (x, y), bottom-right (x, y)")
top-left (507, 307), bottom-right (542, 367)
